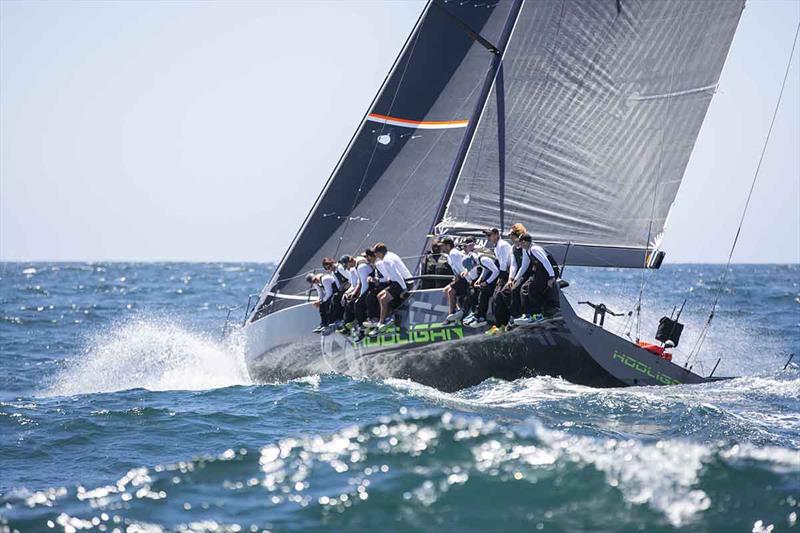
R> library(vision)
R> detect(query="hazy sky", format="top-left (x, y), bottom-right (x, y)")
top-left (1, 0), bottom-right (798, 263)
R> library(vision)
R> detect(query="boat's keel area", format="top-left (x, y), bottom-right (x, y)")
top-left (243, 288), bottom-right (718, 391)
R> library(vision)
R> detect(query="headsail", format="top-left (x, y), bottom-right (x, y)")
top-left (443, 0), bottom-right (745, 268)
top-left (252, 0), bottom-right (521, 320)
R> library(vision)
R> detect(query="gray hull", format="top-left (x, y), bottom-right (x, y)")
top-left (243, 289), bottom-right (723, 392)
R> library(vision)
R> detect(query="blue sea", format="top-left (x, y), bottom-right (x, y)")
top-left (1, 262), bottom-right (798, 532)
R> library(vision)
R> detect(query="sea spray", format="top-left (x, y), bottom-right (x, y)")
top-left (45, 317), bottom-right (251, 396)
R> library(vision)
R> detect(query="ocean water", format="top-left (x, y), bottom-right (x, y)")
top-left (1, 262), bottom-right (798, 532)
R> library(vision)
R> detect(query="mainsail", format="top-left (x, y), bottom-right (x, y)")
top-left (443, 0), bottom-right (745, 267)
top-left (252, 0), bottom-right (522, 319)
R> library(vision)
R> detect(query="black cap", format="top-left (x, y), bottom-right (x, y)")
top-left (519, 233), bottom-right (532, 243)
top-left (339, 255), bottom-right (352, 265)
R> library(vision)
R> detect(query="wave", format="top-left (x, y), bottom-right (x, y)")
top-left (43, 318), bottom-right (252, 397)
top-left (4, 411), bottom-right (797, 531)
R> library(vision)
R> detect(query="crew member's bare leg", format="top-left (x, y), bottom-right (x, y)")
top-left (444, 284), bottom-right (456, 314)
top-left (378, 289), bottom-right (394, 324)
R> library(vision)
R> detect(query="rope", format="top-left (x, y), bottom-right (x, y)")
top-left (685, 20), bottom-right (800, 370)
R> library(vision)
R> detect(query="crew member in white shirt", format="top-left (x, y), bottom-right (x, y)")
top-left (484, 228), bottom-right (512, 283)
top-left (306, 271), bottom-right (336, 333)
top-left (515, 233), bottom-right (556, 324)
top-left (336, 255), bottom-right (360, 333)
top-left (440, 236), bottom-right (476, 323)
top-left (354, 250), bottom-right (379, 332)
top-left (463, 250), bottom-right (501, 328)
top-left (372, 242), bottom-right (412, 329)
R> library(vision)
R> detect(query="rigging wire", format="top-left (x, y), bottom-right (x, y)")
top-left (331, 15), bottom-right (425, 260)
top-left (633, 27), bottom-right (683, 341)
top-left (685, 20), bottom-right (800, 370)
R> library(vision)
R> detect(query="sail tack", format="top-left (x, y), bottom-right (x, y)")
top-left (254, 0), bottom-right (520, 317)
top-left (444, 0), bottom-right (745, 268)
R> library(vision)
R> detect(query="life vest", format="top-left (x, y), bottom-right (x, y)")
top-left (528, 246), bottom-right (561, 280)
top-left (355, 257), bottom-right (375, 282)
top-left (637, 341), bottom-right (672, 362)
top-left (512, 247), bottom-right (526, 275)
top-left (333, 267), bottom-right (349, 291)
top-left (478, 251), bottom-right (500, 269)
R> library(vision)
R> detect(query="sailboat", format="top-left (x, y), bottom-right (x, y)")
top-left (241, 0), bottom-right (746, 392)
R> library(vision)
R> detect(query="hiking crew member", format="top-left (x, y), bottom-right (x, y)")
top-left (516, 234), bottom-right (556, 323)
top-left (337, 255), bottom-right (359, 333)
top-left (373, 242), bottom-right (412, 329)
top-left (441, 236), bottom-right (476, 323)
top-left (307, 271), bottom-right (336, 333)
top-left (488, 223), bottom-right (527, 334)
top-left (322, 257), bottom-right (346, 325)
top-left (485, 228), bottom-right (512, 284)
top-left (354, 250), bottom-right (379, 331)
top-left (463, 250), bottom-right (500, 328)
top-left (459, 252), bottom-right (481, 321)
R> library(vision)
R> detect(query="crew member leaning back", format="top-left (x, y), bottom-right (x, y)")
top-left (373, 242), bottom-right (412, 330)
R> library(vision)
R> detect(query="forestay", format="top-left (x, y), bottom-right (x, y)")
top-left (252, 0), bottom-right (521, 320)
top-left (443, 0), bottom-right (744, 268)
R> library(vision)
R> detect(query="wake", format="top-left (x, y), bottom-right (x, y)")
top-left (45, 318), bottom-right (252, 396)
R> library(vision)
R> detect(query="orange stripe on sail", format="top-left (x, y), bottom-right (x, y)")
top-left (367, 113), bottom-right (468, 129)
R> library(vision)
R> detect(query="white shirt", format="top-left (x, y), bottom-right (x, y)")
top-left (446, 248), bottom-right (466, 275)
top-left (335, 264), bottom-right (350, 289)
top-left (529, 245), bottom-right (555, 278)
top-left (317, 273), bottom-right (336, 302)
top-left (347, 266), bottom-right (359, 287)
top-left (377, 251), bottom-right (411, 290)
top-left (462, 251), bottom-right (480, 282)
top-left (513, 248), bottom-right (530, 282)
top-left (356, 259), bottom-right (373, 296)
top-left (493, 239), bottom-right (512, 272)
top-left (478, 254), bottom-right (500, 284)
top-left (331, 269), bottom-right (343, 291)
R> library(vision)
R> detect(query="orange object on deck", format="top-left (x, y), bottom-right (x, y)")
top-left (637, 341), bottom-right (673, 362)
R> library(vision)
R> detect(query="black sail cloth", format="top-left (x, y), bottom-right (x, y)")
top-left (253, 0), bottom-right (521, 319)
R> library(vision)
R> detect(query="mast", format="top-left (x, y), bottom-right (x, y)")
top-left (428, 0), bottom-right (524, 241)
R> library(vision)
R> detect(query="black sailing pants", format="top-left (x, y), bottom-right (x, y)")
top-left (522, 269), bottom-right (550, 315)
top-left (343, 295), bottom-right (356, 325)
top-left (493, 274), bottom-right (529, 326)
top-left (475, 279), bottom-right (497, 319)
top-left (328, 290), bottom-right (344, 323)
top-left (318, 298), bottom-right (332, 326)
top-left (355, 286), bottom-right (382, 323)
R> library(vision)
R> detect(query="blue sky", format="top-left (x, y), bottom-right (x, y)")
top-left (1, 0), bottom-right (798, 263)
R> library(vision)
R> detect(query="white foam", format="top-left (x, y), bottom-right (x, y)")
top-left (45, 318), bottom-right (252, 396)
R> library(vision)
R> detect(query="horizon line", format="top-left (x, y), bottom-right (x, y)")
top-left (0, 259), bottom-right (798, 266)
